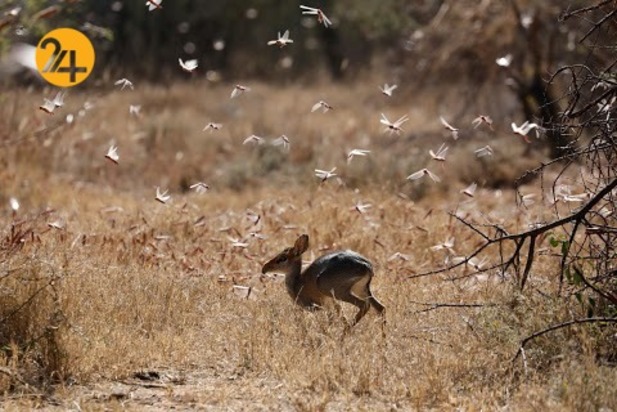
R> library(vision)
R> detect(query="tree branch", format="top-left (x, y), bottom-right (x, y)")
top-left (513, 317), bottom-right (617, 362)
top-left (410, 178), bottom-right (617, 287)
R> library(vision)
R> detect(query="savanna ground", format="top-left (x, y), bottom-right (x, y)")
top-left (0, 77), bottom-right (615, 411)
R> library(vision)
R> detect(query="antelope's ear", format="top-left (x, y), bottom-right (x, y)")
top-left (293, 234), bottom-right (309, 255)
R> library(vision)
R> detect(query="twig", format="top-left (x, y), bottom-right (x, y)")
top-left (579, 8), bottom-right (617, 43)
top-left (0, 281), bottom-right (51, 325)
top-left (560, 0), bottom-right (615, 21)
top-left (401, 333), bottom-right (455, 348)
top-left (572, 265), bottom-right (617, 306)
top-left (410, 301), bottom-right (497, 314)
top-left (519, 347), bottom-right (528, 376)
top-left (520, 235), bottom-right (536, 289)
top-left (450, 213), bottom-right (490, 241)
top-left (565, 85), bottom-right (615, 118)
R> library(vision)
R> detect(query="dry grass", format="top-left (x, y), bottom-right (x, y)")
top-left (0, 79), bottom-right (615, 410)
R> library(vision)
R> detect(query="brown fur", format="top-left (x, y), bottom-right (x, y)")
top-left (262, 234), bottom-right (385, 329)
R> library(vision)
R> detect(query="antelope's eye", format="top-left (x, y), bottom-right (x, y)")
top-left (275, 256), bottom-right (288, 264)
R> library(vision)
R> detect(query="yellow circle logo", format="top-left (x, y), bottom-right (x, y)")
top-left (35, 28), bottom-right (95, 87)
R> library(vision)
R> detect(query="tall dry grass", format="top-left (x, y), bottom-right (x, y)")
top-left (0, 79), bottom-right (614, 410)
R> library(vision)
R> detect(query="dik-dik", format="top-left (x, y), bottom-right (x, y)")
top-left (262, 234), bottom-right (385, 329)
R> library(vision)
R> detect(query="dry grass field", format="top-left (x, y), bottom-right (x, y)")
top-left (0, 79), bottom-right (615, 410)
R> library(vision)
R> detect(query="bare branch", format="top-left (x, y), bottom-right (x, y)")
top-left (560, 0), bottom-right (615, 23)
top-left (579, 8), bottom-right (617, 43)
top-left (411, 177), bottom-right (617, 293)
top-left (513, 317), bottom-right (617, 363)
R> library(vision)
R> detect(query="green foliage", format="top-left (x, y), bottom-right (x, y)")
top-left (548, 234), bottom-right (572, 260)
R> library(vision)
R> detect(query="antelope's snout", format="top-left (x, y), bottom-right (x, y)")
top-left (261, 260), bottom-right (272, 274)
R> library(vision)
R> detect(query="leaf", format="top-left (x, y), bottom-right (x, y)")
top-left (572, 265), bottom-right (584, 285)
top-left (587, 297), bottom-right (596, 318)
top-left (565, 266), bottom-right (572, 283)
top-left (560, 239), bottom-right (570, 256)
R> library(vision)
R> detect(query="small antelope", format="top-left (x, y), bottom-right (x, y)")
top-left (262, 234), bottom-right (385, 329)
